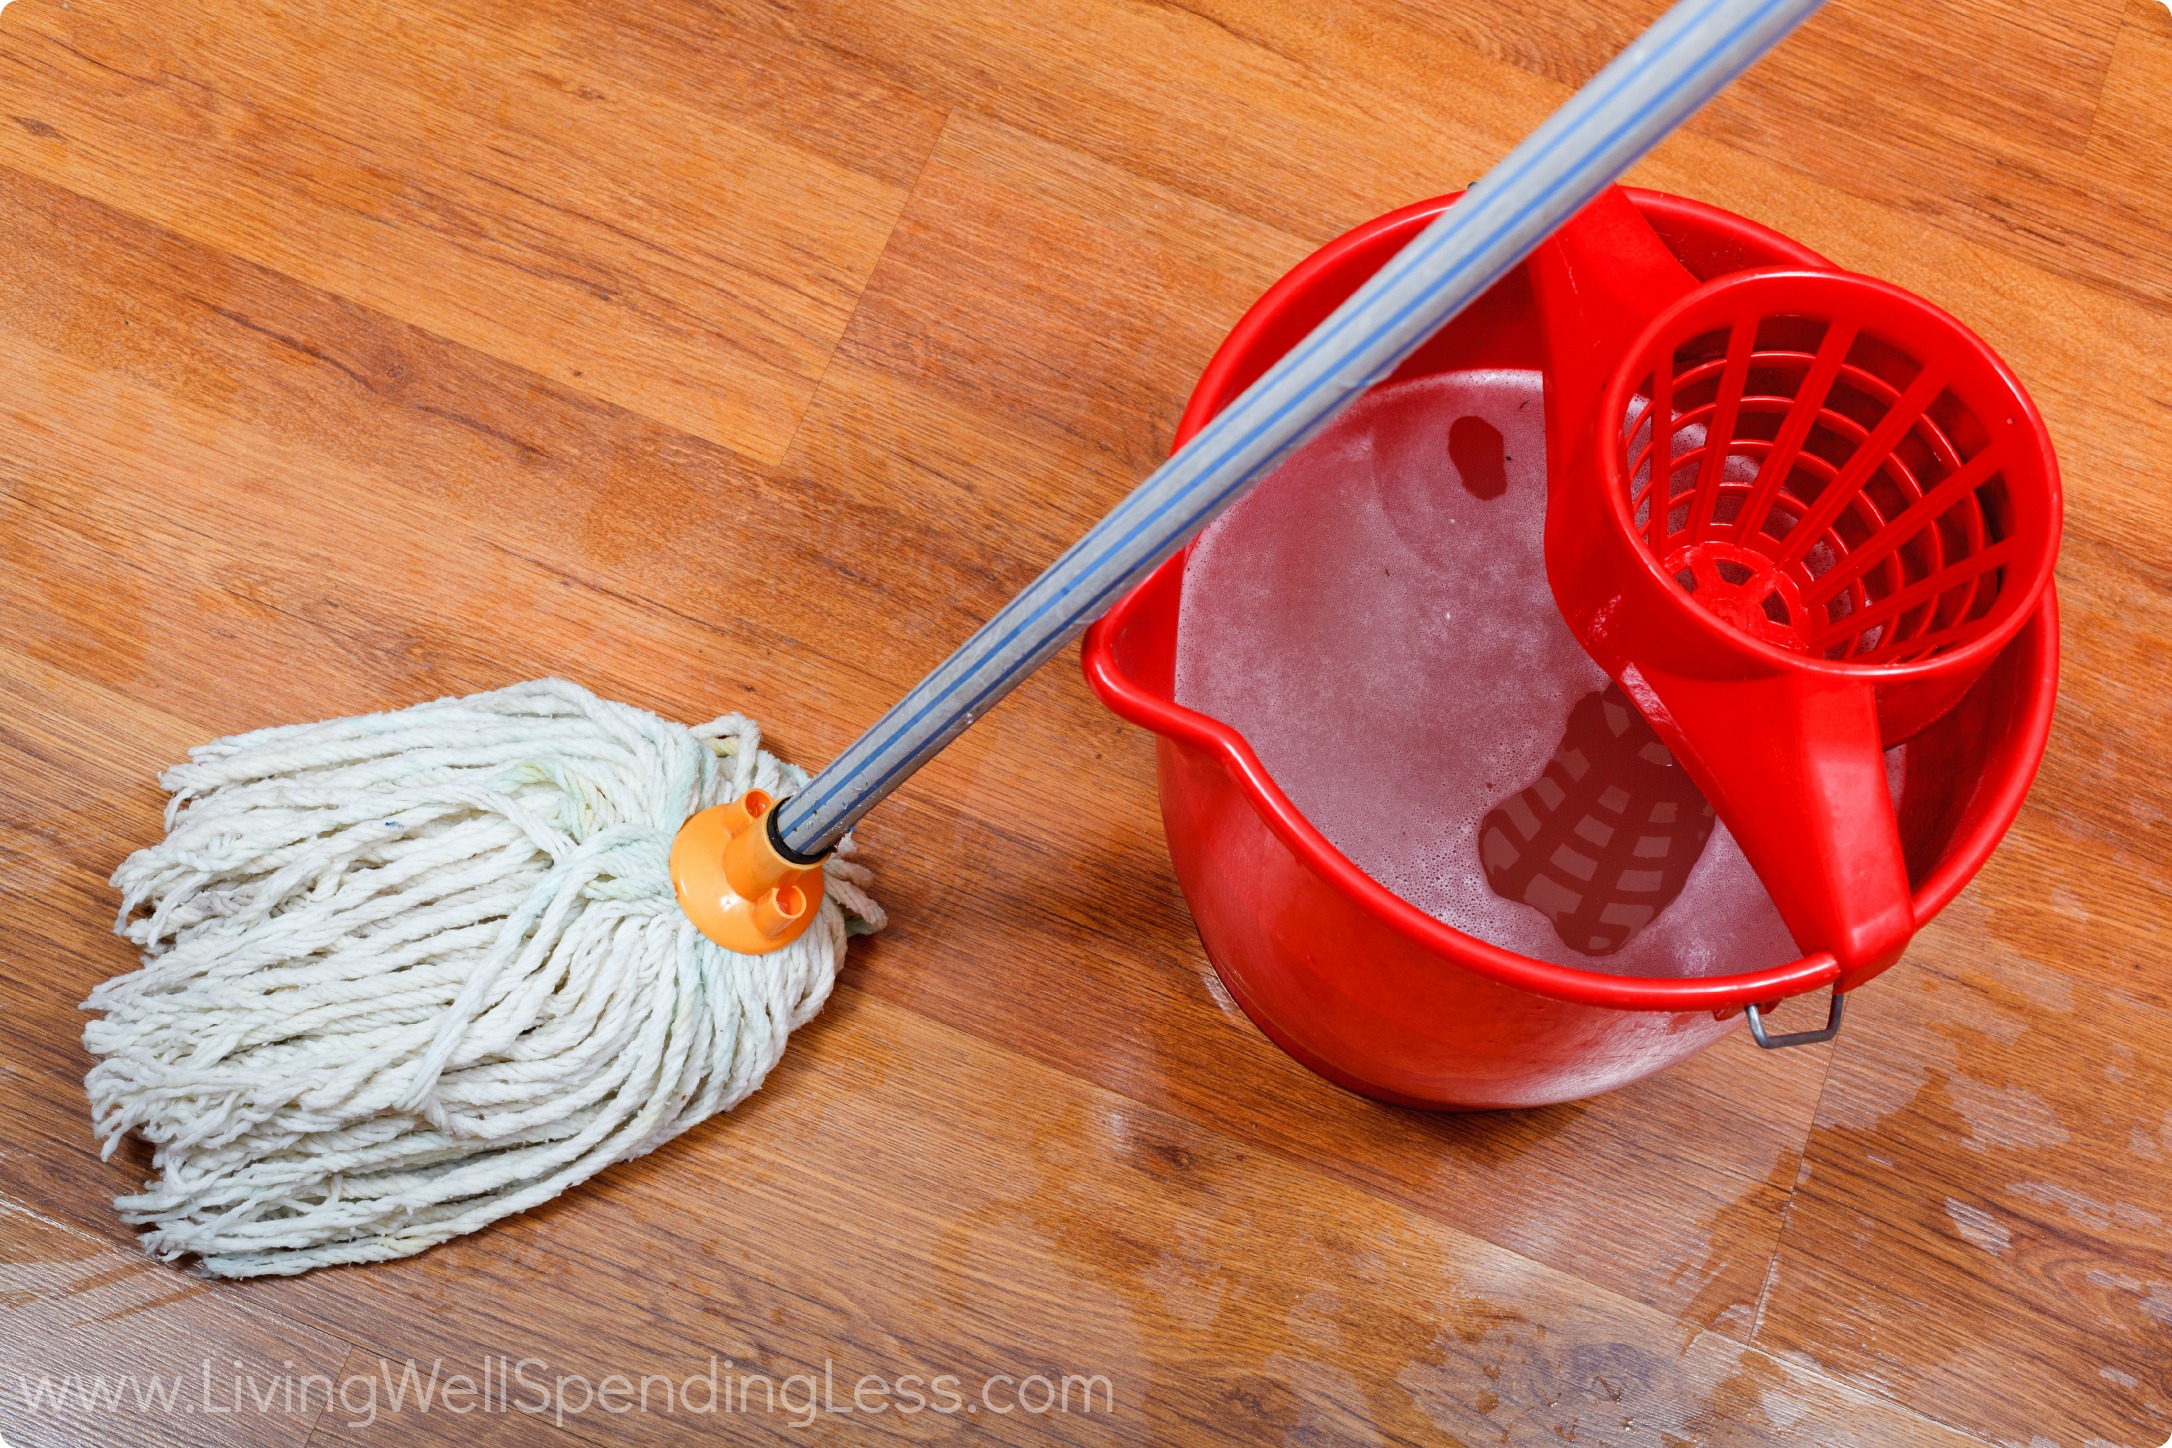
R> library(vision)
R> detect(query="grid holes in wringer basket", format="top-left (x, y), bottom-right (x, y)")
top-left (1620, 313), bottom-right (2016, 664)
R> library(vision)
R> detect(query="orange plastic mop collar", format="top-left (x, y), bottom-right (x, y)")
top-left (670, 789), bottom-right (826, 954)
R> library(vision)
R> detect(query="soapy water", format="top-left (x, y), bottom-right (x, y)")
top-left (1173, 368), bottom-right (1875, 980)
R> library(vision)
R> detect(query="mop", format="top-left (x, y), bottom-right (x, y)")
top-left (82, 0), bottom-right (1827, 1277)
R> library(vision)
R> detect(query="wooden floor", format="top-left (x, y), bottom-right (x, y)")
top-left (0, 0), bottom-right (2166, 1442)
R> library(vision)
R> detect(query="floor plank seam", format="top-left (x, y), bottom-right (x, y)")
top-left (767, 106), bottom-right (958, 470)
top-left (1743, 1039), bottom-right (1839, 1349)
top-left (0, 155), bottom-right (812, 479)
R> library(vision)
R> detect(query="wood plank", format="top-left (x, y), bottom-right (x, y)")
top-left (748, 0), bottom-right (2155, 311)
top-left (0, 165), bottom-right (902, 738)
top-left (0, 147), bottom-right (1830, 1335)
top-left (0, 0), bottom-right (2162, 1442)
top-left (4, 905), bottom-right (1934, 1443)
top-left (201, 994), bottom-right (1998, 1444)
top-left (1755, 936), bottom-right (2172, 1446)
top-left (0, 645), bottom-right (200, 1158)
top-left (0, 1194), bottom-right (351, 1447)
top-left (749, 0), bottom-right (1534, 247)
top-left (0, 0), bottom-right (946, 462)
top-left (302, 1345), bottom-right (593, 1447)
top-left (2090, 0), bottom-right (2172, 187)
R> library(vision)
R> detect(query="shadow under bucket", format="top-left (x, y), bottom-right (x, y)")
top-left (1082, 189), bottom-right (2058, 1110)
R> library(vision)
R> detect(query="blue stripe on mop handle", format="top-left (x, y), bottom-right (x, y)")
top-left (777, 0), bottom-right (1826, 857)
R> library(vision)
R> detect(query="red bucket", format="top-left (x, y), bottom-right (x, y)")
top-left (1081, 189), bottom-right (2058, 1110)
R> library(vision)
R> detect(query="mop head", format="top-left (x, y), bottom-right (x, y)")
top-left (82, 678), bottom-right (882, 1278)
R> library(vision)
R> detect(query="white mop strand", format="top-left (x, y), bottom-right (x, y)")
top-left (83, 678), bottom-right (882, 1278)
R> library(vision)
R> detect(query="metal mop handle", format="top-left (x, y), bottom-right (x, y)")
top-left (775, 0), bottom-right (1825, 858)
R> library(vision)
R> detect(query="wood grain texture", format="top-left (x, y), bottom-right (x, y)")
top-left (0, 1195), bottom-right (349, 1447)
top-left (0, 0), bottom-right (943, 462)
top-left (0, 0), bottom-right (2165, 1442)
top-left (1758, 937), bottom-right (2172, 1447)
